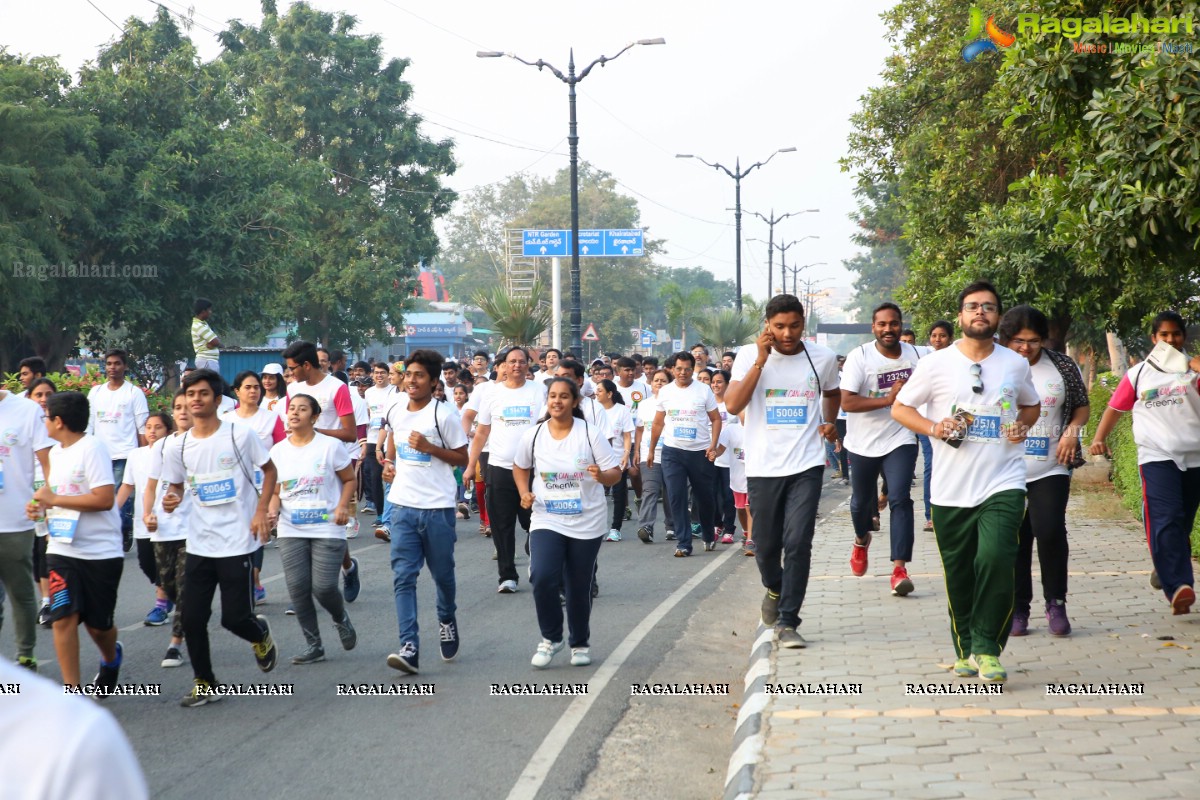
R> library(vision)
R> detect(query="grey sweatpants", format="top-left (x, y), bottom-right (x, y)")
top-left (279, 537), bottom-right (347, 648)
top-left (0, 530), bottom-right (37, 658)
top-left (636, 460), bottom-right (674, 533)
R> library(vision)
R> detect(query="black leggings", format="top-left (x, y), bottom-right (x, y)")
top-left (1015, 473), bottom-right (1071, 613)
top-left (136, 538), bottom-right (158, 585)
top-left (610, 469), bottom-right (629, 530)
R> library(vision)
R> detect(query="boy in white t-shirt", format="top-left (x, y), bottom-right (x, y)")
top-left (29, 392), bottom-right (125, 691)
top-left (893, 281), bottom-right (1040, 684)
top-left (161, 369), bottom-right (279, 707)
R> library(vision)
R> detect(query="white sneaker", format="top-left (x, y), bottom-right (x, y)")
top-left (346, 518), bottom-right (360, 539)
top-left (606, 529), bottom-right (621, 542)
top-left (498, 580), bottom-right (518, 594)
top-left (531, 639), bottom-right (563, 669)
top-left (570, 647), bottom-right (591, 666)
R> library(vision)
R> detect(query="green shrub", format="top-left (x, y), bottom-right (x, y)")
top-left (3, 370), bottom-right (174, 414)
top-left (1086, 372), bottom-right (1200, 552)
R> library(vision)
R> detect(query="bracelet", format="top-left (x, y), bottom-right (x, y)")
top-left (929, 422), bottom-right (937, 437)
top-left (753, 362), bottom-right (765, 371)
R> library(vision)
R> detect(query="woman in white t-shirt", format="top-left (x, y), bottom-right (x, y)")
top-left (513, 377), bottom-right (620, 669)
top-left (261, 364), bottom-right (288, 429)
top-left (1091, 311), bottom-right (1200, 615)
top-left (1000, 306), bottom-right (1090, 637)
top-left (633, 369), bottom-right (674, 542)
top-left (595, 379), bottom-right (635, 542)
top-left (116, 412), bottom-right (175, 628)
top-left (267, 394), bottom-right (358, 665)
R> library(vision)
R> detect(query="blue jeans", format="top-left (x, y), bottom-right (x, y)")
top-left (111, 459), bottom-right (133, 535)
top-left (661, 446), bottom-right (716, 553)
top-left (389, 506), bottom-right (457, 651)
top-left (1140, 461), bottom-right (1200, 600)
top-left (918, 435), bottom-right (933, 521)
top-left (381, 482), bottom-right (394, 528)
top-left (848, 444), bottom-right (918, 562)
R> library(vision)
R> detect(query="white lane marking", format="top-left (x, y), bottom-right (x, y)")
top-left (506, 544), bottom-right (740, 800)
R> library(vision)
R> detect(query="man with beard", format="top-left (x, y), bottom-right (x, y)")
top-left (725, 294), bottom-right (840, 648)
top-left (840, 302), bottom-right (924, 597)
top-left (892, 281), bottom-right (1039, 684)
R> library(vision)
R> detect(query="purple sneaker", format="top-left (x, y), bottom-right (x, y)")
top-left (1010, 612), bottom-right (1029, 637)
top-left (1045, 600), bottom-right (1071, 636)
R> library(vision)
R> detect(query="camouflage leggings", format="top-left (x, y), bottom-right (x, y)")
top-left (153, 540), bottom-right (188, 639)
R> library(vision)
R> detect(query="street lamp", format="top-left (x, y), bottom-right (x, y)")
top-left (749, 227), bottom-right (819, 297)
top-left (676, 148), bottom-right (796, 312)
top-left (784, 262), bottom-right (826, 297)
top-left (479, 39), bottom-right (665, 355)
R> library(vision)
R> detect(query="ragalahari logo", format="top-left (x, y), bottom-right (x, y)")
top-left (962, 7), bottom-right (1016, 62)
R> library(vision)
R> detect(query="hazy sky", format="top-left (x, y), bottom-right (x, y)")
top-left (4, 0), bottom-right (899, 299)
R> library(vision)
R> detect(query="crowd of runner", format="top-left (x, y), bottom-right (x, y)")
top-left (1, 282), bottom-right (1199, 709)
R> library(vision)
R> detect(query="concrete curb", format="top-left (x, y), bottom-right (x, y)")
top-left (723, 624), bottom-right (775, 800)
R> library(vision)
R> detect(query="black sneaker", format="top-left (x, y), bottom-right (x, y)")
top-left (38, 603), bottom-right (51, 628)
top-left (343, 557), bottom-right (361, 603)
top-left (180, 678), bottom-right (223, 708)
top-left (291, 644), bottom-right (326, 665)
top-left (761, 590), bottom-right (781, 626)
top-left (387, 642), bottom-right (419, 674)
top-left (161, 644), bottom-right (184, 668)
top-left (334, 613), bottom-right (357, 651)
top-left (439, 618), bottom-right (460, 662)
top-left (776, 626), bottom-right (807, 649)
top-left (122, 528), bottom-right (134, 553)
top-left (636, 526), bottom-right (653, 543)
top-left (92, 641), bottom-right (123, 697)
top-left (253, 615), bottom-right (278, 672)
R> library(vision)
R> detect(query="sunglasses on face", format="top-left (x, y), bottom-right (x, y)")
top-left (970, 363), bottom-right (983, 394)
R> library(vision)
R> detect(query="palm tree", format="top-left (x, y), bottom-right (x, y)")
top-left (692, 309), bottom-right (761, 350)
top-left (472, 282), bottom-right (554, 346)
top-left (660, 282), bottom-right (711, 346)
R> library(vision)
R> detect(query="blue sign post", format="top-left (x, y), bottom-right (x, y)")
top-left (522, 229), bottom-right (643, 258)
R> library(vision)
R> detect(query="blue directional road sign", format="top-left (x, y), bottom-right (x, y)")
top-left (522, 229), bottom-right (643, 258)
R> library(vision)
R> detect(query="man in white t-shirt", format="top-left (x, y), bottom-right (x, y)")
top-left (726, 294), bottom-right (841, 648)
top-left (841, 302), bottom-right (924, 597)
top-left (540, 348), bottom-right (562, 385)
top-left (364, 362), bottom-right (395, 528)
top-left (0, 389), bottom-right (53, 670)
top-left (893, 280), bottom-right (1039, 684)
top-left (86, 348), bottom-right (149, 552)
top-left (161, 369), bottom-right (280, 707)
top-left (381, 350), bottom-right (468, 675)
top-left (465, 347), bottom-right (547, 593)
top-left (647, 351), bottom-right (722, 556)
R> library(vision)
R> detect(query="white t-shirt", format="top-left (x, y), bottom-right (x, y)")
top-left (385, 399), bottom-right (468, 509)
top-left (841, 341), bottom-right (923, 457)
top-left (160, 420), bottom-right (270, 558)
top-left (263, 394), bottom-right (289, 431)
top-left (0, 392), bottom-right (53, 533)
top-left (895, 343), bottom-right (1039, 508)
top-left (614, 379), bottom-right (650, 413)
top-left (636, 397), bottom-right (664, 463)
top-left (348, 390), bottom-right (370, 459)
top-left (602, 403), bottom-right (636, 456)
top-left (0, 657), bottom-right (149, 800)
top-left (271, 433), bottom-right (352, 538)
top-left (476, 381), bottom-right (547, 469)
top-left (1023, 355), bottom-right (1071, 482)
top-left (365, 385), bottom-right (396, 437)
top-left (655, 380), bottom-right (718, 451)
top-left (727, 424), bottom-right (748, 493)
top-left (220, 406), bottom-right (284, 452)
top-left (513, 419), bottom-right (619, 539)
top-left (287, 374), bottom-right (354, 440)
top-left (85, 381), bottom-right (149, 459)
top-left (714, 404), bottom-right (741, 468)
top-left (217, 395), bottom-right (237, 417)
top-left (1109, 362), bottom-right (1200, 470)
top-left (730, 344), bottom-right (841, 478)
top-left (144, 435), bottom-right (189, 543)
top-left (121, 445), bottom-right (155, 540)
top-left (465, 381), bottom-right (493, 454)
top-left (44, 435), bottom-right (122, 560)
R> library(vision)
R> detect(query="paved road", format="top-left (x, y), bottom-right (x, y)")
top-left (2, 501), bottom-right (763, 800)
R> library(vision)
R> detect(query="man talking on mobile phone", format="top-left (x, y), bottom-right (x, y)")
top-left (725, 294), bottom-right (841, 649)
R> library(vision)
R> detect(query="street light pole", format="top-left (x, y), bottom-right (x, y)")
top-left (479, 39), bottom-right (665, 356)
top-left (676, 147), bottom-right (796, 313)
top-left (747, 210), bottom-right (820, 296)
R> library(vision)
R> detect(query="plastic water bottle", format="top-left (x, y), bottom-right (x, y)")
top-left (1000, 400), bottom-right (1016, 437)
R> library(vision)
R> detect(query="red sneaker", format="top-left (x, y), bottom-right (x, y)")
top-left (890, 565), bottom-right (914, 596)
top-left (850, 533), bottom-right (871, 577)
top-left (1172, 585), bottom-right (1195, 615)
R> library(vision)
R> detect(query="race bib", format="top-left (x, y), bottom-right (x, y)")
top-left (765, 390), bottom-right (809, 429)
top-left (46, 507), bottom-right (81, 543)
top-left (1024, 436), bottom-right (1050, 460)
top-left (192, 469), bottom-right (237, 506)
top-left (541, 472), bottom-right (583, 516)
top-left (501, 406), bottom-right (533, 427)
top-left (254, 467), bottom-right (264, 492)
top-left (289, 499), bottom-right (329, 526)
top-left (876, 364), bottom-right (913, 390)
top-left (672, 424), bottom-right (698, 441)
top-left (370, 416), bottom-right (383, 431)
top-left (960, 404), bottom-right (1002, 443)
top-left (397, 441), bottom-right (432, 467)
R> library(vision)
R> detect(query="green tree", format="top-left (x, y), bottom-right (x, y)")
top-left (660, 282), bottom-right (710, 345)
top-left (218, 0), bottom-right (456, 348)
top-left (472, 282), bottom-right (554, 346)
top-left (692, 309), bottom-right (759, 349)
top-left (843, 182), bottom-right (910, 324)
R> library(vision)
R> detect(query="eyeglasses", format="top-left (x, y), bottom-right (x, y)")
top-left (962, 302), bottom-right (999, 314)
top-left (1009, 337), bottom-right (1042, 348)
top-left (970, 363), bottom-right (983, 394)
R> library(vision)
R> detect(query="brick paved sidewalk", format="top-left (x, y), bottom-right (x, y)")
top-left (748, 491), bottom-right (1200, 799)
